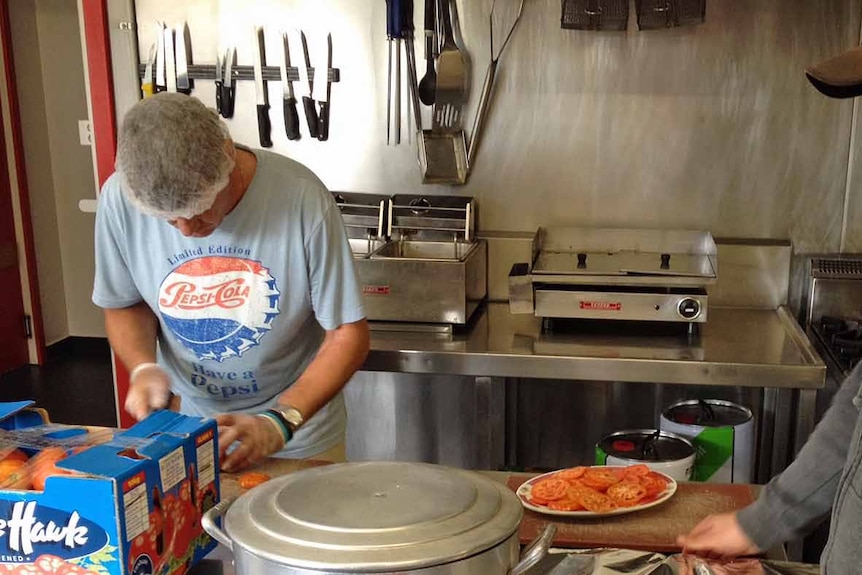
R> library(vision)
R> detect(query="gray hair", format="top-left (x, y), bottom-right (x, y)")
top-left (115, 93), bottom-right (236, 220)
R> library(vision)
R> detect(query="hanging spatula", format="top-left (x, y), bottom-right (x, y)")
top-left (432, 0), bottom-right (467, 133)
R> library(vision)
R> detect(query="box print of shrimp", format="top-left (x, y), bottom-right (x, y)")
top-left (0, 403), bottom-right (219, 575)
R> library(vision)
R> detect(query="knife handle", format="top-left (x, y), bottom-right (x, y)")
top-left (221, 85), bottom-right (235, 118)
top-left (284, 98), bottom-right (301, 141)
top-left (303, 96), bottom-right (320, 138)
top-left (317, 101), bottom-right (330, 142)
top-left (215, 80), bottom-right (223, 116)
top-left (257, 104), bottom-right (273, 148)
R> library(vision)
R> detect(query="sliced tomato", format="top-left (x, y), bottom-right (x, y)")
top-left (572, 487), bottom-right (618, 513)
top-left (582, 468), bottom-right (621, 490)
top-left (547, 498), bottom-right (584, 512)
top-left (530, 478), bottom-right (569, 501)
top-left (238, 471), bottom-right (271, 490)
top-left (639, 472), bottom-right (669, 497)
top-left (606, 480), bottom-right (647, 507)
top-left (623, 464), bottom-right (651, 478)
top-left (556, 467), bottom-right (586, 482)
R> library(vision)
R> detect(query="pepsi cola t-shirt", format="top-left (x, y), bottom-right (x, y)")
top-left (92, 147), bottom-right (365, 458)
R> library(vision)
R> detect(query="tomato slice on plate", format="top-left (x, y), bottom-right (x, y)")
top-left (639, 471), bottom-right (669, 497)
top-left (572, 486), bottom-right (618, 513)
top-left (530, 478), bottom-right (569, 501)
top-left (606, 480), bottom-right (648, 507)
top-left (582, 467), bottom-right (621, 490)
top-left (623, 464), bottom-right (651, 478)
top-left (556, 466), bottom-right (587, 482)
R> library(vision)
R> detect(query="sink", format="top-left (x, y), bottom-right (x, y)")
top-left (370, 240), bottom-right (478, 262)
top-left (349, 238), bottom-right (387, 258)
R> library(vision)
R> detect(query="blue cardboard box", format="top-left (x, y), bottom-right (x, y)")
top-left (0, 403), bottom-right (219, 575)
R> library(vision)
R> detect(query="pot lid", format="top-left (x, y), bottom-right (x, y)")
top-left (224, 462), bottom-right (523, 571)
top-left (599, 429), bottom-right (695, 462)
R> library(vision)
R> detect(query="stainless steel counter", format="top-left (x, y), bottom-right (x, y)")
top-left (365, 303), bottom-right (825, 389)
top-left (352, 303), bottom-right (825, 480)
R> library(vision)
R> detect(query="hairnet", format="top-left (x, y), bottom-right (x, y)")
top-left (115, 93), bottom-right (235, 220)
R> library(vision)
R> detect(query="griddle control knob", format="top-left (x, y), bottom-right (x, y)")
top-left (577, 253), bottom-right (587, 269)
top-left (677, 298), bottom-right (701, 320)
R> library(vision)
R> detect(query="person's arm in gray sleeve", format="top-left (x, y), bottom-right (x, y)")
top-left (736, 368), bottom-right (862, 550)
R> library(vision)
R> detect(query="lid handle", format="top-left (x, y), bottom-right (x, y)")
top-left (698, 399), bottom-right (716, 424)
top-left (510, 525), bottom-right (556, 575)
top-left (201, 497), bottom-right (236, 552)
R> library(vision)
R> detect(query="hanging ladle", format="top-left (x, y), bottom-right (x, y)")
top-left (467, 0), bottom-right (526, 166)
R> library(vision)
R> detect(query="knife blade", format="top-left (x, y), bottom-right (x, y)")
top-left (142, 43), bottom-right (156, 97)
top-left (315, 33), bottom-right (332, 141)
top-left (221, 47), bottom-right (236, 119)
top-left (299, 31), bottom-right (319, 139)
top-left (164, 25), bottom-right (176, 92)
top-left (253, 27), bottom-right (273, 148)
top-left (215, 51), bottom-right (224, 115)
top-left (155, 23), bottom-right (166, 92)
top-left (280, 32), bottom-right (300, 141)
top-left (175, 22), bottom-right (191, 94)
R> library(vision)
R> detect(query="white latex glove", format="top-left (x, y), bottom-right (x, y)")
top-left (125, 363), bottom-right (172, 421)
top-left (215, 413), bottom-right (286, 472)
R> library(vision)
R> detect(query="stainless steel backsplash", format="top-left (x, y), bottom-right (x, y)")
top-left (115, 0), bottom-right (860, 258)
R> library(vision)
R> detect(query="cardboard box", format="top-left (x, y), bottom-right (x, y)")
top-left (0, 402), bottom-right (219, 575)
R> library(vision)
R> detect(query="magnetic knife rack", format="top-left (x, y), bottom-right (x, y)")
top-left (137, 63), bottom-right (340, 84)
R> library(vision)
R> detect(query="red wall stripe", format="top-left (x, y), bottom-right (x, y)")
top-left (80, 0), bottom-right (133, 429)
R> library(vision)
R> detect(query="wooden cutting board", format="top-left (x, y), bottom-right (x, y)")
top-left (220, 458), bottom-right (331, 500)
top-left (507, 475), bottom-right (755, 553)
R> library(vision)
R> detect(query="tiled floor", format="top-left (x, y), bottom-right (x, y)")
top-left (0, 337), bottom-right (117, 427)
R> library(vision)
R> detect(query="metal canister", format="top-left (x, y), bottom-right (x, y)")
top-left (595, 429), bottom-right (695, 482)
top-left (660, 399), bottom-right (755, 483)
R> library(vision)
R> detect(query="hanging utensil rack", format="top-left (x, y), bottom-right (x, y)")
top-left (138, 63), bottom-right (340, 85)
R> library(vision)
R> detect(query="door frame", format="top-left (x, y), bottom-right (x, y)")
top-left (0, 0), bottom-right (46, 366)
top-left (80, 0), bottom-right (134, 429)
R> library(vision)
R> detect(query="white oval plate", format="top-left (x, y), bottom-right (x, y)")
top-left (515, 465), bottom-right (678, 518)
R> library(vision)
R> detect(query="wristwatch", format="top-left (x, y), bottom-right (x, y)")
top-left (273, 404), bottom-right (304, 434)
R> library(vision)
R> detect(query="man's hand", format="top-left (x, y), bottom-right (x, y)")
top-left (215, 413), bottom-right (286, 472)
top-left (125, 363), bottom-right (172, 421)
top-left (676, 512), bottom-right (761, 559)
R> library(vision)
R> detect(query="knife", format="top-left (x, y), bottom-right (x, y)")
top-left (221, 47), bottom-right (237, 119)
top-left (155, 23), bottom-right (166, 92)
top-left (299, 31), bottom-right (319, 139)
top-left (175, 22), bottom-right (192, 94)
top-left (315, 33), bottom-right (332, 141)
top-left (164, 25), bottom-right (176, 92)
top-left (141, 43), bottom-right (156, 97)
top-left (215, 51), bottom-right (224, 114)
top-left (280, 32), bottom-right (301, 141)
top-left (253, 27), bottom-right (273, 148)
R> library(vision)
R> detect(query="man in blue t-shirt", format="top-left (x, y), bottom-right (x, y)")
top-left (92, 93), bottom-right (369, 472)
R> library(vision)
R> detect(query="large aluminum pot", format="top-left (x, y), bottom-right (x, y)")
top-left (202, 461), bottom-right (555, 575)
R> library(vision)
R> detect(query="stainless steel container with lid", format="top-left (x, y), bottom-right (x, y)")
top-left (595, 429), bottom-right (695, 481)
top-left (660, 399), bottom-right (755, 483)
top-left (202, 461), bottom-right (555, 575)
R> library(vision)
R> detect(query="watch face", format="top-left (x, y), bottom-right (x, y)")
top-left (281, 407), bottom-right (304, 429)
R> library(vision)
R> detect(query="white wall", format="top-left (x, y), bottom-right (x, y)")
top-left (10, 0), bottom-right (103, 343)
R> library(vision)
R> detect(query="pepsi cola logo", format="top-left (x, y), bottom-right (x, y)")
top-left (159, 257), bottom-right (280, 362)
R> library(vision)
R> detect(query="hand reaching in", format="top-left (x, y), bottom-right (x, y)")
top-left (216, 412), bottom-right (286, 473)
top-left (125, 363), bottom-right (172, 421)
top-left (676, 512), bottom-right (761, 560)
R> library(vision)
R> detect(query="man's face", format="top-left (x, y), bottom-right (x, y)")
top-left (167, 183), bottom-right (234, 238)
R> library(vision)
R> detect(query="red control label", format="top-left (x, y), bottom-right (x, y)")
top-left (363, 286), bottom-right (390, 296)
top-left (579, 301), bottom-right (622, 311)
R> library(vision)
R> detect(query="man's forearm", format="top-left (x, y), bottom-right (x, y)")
top-left (277, 319), bottom-right (370, 419)
top-left (104, 302), bottom-right (160, 371)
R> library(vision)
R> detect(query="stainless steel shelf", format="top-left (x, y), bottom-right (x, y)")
top-left (365, 303), bottom-right (825, 389)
